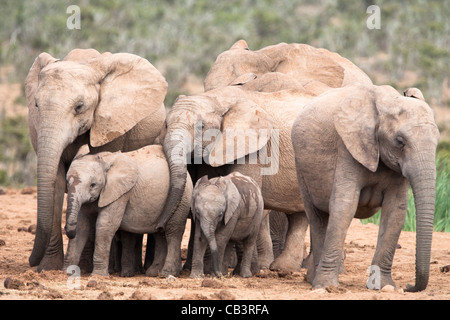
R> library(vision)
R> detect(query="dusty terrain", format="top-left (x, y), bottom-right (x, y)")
top-left (0, 188), bottom-right (449, 301)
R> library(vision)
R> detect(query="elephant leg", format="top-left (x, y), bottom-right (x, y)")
top-left (38, 162), bottom-right (66, 272)
top-left (146, 232), bottom-right (167, 277)
top-left (190, 219), bottom-right (208, 278)
top-left (162, 231), bottom-right (184, 277)
top-left (270, 211), bottom-right (308, 272)
top-left (368, 182), bottom-right (408, 290)
top-left (305, 206), bottom-right (328, 284)
top-left (108, 232), bottom-right (121, 274)
top-left (240, 233), bottom-right (259, 278)
top-left (257, 213), bottom-right (274, 269)
top-left (312, 184), bottom-right (360, 289)
top-left (92, 202), bottom-right (126, 277)
top-left (225, 242), bottom-right (236, 274)
top-left (120, 232), bottom-right (144, 277)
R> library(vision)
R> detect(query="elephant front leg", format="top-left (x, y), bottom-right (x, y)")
top-left (257, 214), bottom-right (274, 270)
top-left (145, 232), bottom-right (167, 277)
top-left (270, 211), bottom-right (308, 272)
top-left (91, 203), bottom-right (126, 277)
top-left (63, 206), bottom-right (95, 271)
top-left (239, 234), bottom-right (260, 278)
top-left (190, 219), bottom-right (208, 278)
top-left (368, 181), bottom-right (408, 290)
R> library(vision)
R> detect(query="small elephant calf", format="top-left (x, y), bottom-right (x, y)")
top-left (63, 145), bottom-right (192, 277)
top-left (190, 172), bottom-right (264, 278)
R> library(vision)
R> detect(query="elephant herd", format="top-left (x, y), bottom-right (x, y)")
top-left (25, 40), bottom-right (439, 292)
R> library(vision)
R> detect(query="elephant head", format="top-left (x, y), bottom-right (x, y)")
top-left (334, 85), bottom-right (439, 291)
top-left (191, 175), bottom-right (240, 276)
top-left (157, 86), bottom-right (273, 230)
top-left (204, 40), bottom-right (372, 92)
top-left (26, 49), bottom-right (167, 266)
top-left (65, 150), bottom-right (139, 239)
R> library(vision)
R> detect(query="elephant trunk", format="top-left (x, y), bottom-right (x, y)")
top-left (200, 221), bottom-right (221, 276)
top-left (65, 190), bottom-right (81, 239)
top-left (156, 125), bottom-right (191, 230)
top-left (404, 151), bottom-right (436, 292)
top-left (29, 125), bottom-right (68, 266)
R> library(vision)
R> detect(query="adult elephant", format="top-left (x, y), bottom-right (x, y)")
top-left (26, 48), bottom-right (167, 271)
top-left (204, 39), bottom-right (372, 93)
top-left (157, 41), bottom-right (373, 272)
top-left (291, 84), bottom-right (439, 291)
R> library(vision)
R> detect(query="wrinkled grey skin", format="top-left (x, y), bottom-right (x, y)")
top-left (26, 49), bottom-right (167, 271)
top-left (190, 172), bottom-right (265, 278)
top-left (63, 145), bottom-right (192, 277)
top-left (292, 84), bottom-right (439, 291)
top-left (269, 211), bottom-right (288, 259)
top-left (159, 40), bottom-right (373, 274)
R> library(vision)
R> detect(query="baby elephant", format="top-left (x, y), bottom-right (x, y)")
top-left (190, 172), bottom-right (264, 278)
top-left (63, 145), bottom-right (192, 277)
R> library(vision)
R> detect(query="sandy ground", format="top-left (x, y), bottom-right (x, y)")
top-left (0, 188), bottom-right (449, 301)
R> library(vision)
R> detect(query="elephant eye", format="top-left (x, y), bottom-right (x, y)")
top-left (75, 102), bottom-right (84, 113)
top-left (396, 136), bottom-right (406, 149)
top-left (90, 182), bottom-right (96, 189)
top-left (35, 102), bottom-right (39, 108)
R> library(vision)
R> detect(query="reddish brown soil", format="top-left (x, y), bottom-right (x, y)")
top-left (0, 188), bottom-right (449, 300)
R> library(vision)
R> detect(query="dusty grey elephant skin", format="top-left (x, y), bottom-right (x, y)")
top-left (190, 172), bottom-right (265, 278)
top-left (159, 40), bottom-right (373, 273)
top-left (26, 48), bottom-right (167, 271)
top-left (63, 145), bottom-right (192, 277)
top-left (291, 84), bottom-right (439, 292)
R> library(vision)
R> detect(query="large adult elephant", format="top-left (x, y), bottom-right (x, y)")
top-left (157, 40), bottom-right (373, 272)
top-left (26, 48), bottom-right (167, 271)
top-left (204, 40), bottom-right (372, 93)
top-left (291, 85), bottom-right (439, 291)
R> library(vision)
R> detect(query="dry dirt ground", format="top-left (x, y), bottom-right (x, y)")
top-left (0, 188), bottom-right (449, 301)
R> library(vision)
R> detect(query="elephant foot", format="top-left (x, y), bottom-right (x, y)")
top-left (311, 268), bottom-right (340, 289)
top-left (189, 270), bottom-right (205, 279)
top-left (37, 250), bottom-right (64, 272)
top-left (160, 265), bottom-right (181, 278)
top-left (365, 266), bottom-right (396, 290)
top-left (312, 275), bottom-right (340, 289)
top-left (120, 270), bottom-right (135, 277)
top-left (145, 264), bottom-right (161, 277)
top-left (269, 254), bottom-right (302, 273)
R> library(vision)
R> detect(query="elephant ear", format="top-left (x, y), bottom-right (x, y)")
top-left (63, 48), bottom-right (102, 62)
top-left (25, 52), bottom-right (59, 148)
top-left (191, 175), bottom-right (209, 223)
top-left (403, 87), bottom-right (425, 101)
top-left (207, 100), bottom-right (273, 167)
top-left (88, 53), bottom-right (168, 147)
top-left (98, 152), bottom-right (139, 207)
top-left (217, 176), bottom-right (240, 225)
top-left (334, 86), bottom-right (380, 172)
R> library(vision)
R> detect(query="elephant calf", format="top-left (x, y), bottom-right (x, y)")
top-left (63, 145), bottom-right (192, 277)
top-left (190, 172), bottom-right (265, 278)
